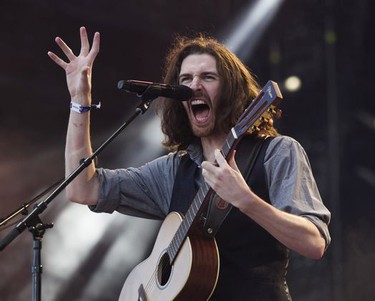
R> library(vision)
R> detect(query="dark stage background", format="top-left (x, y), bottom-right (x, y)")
top-left (1, 0), bottom-right (374, 300)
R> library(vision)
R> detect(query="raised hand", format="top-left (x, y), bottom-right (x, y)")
top-left (48, 27), bottom-right (100, 104)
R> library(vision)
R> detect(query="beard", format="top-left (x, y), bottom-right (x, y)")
top-left (189, 116), bottom-right (222, 138)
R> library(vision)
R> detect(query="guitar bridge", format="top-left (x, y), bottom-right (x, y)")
top-left (138, 284), bottom-right (148, 301)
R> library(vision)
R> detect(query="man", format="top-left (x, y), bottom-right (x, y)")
top-left (48, 27), bottom-right (331, 300)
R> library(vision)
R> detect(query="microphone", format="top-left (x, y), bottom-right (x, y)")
top-left (117, 80), bottom-right (193, 101)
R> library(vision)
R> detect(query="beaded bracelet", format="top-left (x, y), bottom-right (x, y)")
top-left (70, 101), bottom-right (101, 113)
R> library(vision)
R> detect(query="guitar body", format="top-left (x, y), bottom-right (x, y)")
top-left (119, 212), bottom-right (219, 301)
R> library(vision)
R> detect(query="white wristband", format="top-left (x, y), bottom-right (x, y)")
top-left (70, 101), bottom-right (101, 113)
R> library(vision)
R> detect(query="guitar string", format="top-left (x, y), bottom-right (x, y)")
top-left (142, 178), bottom-right (213, 299)
top-left (144, 262), bottom-right (159, 298)
top-left (143, 230), bottom-right (190, 299)
top-left (144, 249), bottom-right (174, 299)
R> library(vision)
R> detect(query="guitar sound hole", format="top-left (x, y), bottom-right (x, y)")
top-left (157, 252), bottom-right (172, 286)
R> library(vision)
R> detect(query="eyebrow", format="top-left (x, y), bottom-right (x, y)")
top-left (178, 71), bottom-right (220, 79)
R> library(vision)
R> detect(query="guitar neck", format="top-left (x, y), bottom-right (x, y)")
top-left (167, 131), bottom-right (239, 263)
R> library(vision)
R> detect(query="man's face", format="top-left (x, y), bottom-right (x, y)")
top-left (178, 53), bottom-right (222, 138)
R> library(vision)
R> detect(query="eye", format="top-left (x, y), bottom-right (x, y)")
top-left (179, 76), bottom-right (192, 85)
top-left (202, 74), bottom-right (218, 81)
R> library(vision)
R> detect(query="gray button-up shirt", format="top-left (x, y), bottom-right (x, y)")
top-left (92, 135), bottom-right (331, 246)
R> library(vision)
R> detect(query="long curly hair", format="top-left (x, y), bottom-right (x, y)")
top-left (156, 34), bottom-right (278, 150)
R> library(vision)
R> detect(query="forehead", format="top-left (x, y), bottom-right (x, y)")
top-left (179, 53), bottom-right (218, 75)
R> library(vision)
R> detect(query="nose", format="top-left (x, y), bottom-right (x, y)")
top-left (189, 76), bottom-right (202, 90)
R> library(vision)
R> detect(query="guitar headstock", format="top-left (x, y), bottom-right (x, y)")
top-left (231, 80), bottom-right (283, 139)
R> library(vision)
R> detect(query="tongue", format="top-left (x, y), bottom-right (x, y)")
top-left (195, 107), bottom-right (210, 122)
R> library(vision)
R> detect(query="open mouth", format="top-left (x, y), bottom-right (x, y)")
top-left (191, 99), bottom-right (211, 123)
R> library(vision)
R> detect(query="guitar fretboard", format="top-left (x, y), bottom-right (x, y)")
top-left (167, 131), bottom-right (237, 262)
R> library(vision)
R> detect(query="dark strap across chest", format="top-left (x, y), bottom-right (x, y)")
top-left (202, 136), bottom-right (268, 236)
top-left (168, 151), bottom-right (200, 214)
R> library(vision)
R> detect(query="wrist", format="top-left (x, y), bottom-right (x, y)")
top-left (70, 101), bottom-right (101, 113)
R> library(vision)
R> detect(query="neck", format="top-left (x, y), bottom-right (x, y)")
top-left (200, 133), bottom-right (227, 162)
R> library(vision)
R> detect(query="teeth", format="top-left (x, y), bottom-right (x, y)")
top-left (191, 99), bottom-right (206, 105)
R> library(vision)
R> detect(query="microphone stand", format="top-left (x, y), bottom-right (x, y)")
top-left (0, 89), bottom-right (158, 301)
top-left (0, 179), bottom-right (63, 301)
top-left (0, 179), bottom-right (63, 229)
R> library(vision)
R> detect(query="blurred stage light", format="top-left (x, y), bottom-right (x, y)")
top-left (284, 75), bottom-right (302, 92)
top-left (223, 0), bottom-right (284, 60)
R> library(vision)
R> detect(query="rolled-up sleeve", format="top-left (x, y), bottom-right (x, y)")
top-left (89, 153), bottom-right (179, 219)
top-left (265, 136), bottom-right (331, 247)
